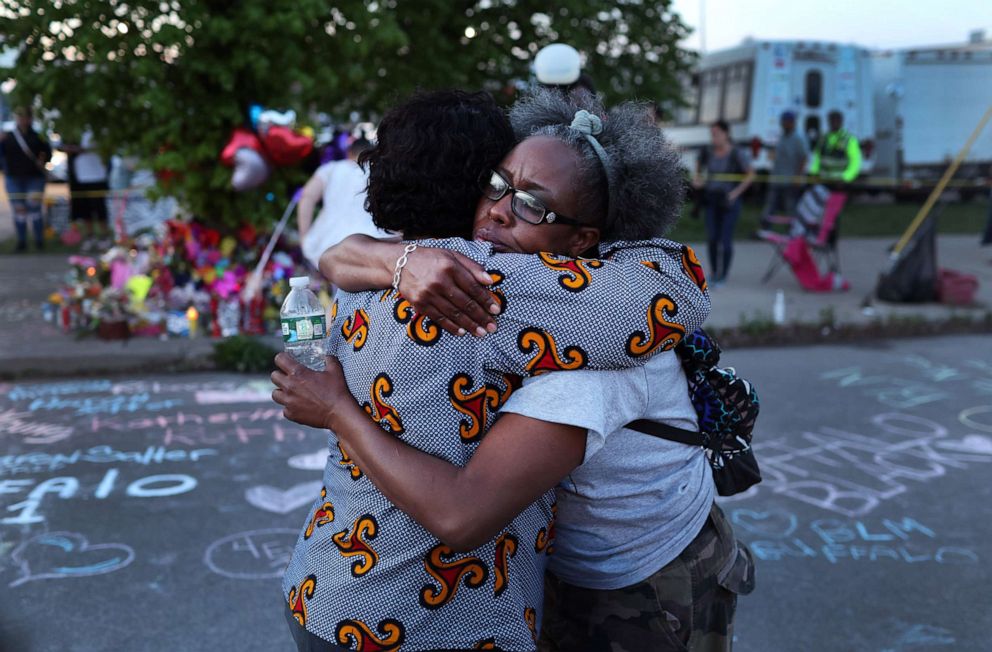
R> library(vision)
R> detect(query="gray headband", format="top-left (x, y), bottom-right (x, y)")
top-left (569, 109), bottom-right (616, 230)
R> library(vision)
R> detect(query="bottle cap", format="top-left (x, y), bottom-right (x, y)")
top-left (289, 276), bottom-right (310, 289)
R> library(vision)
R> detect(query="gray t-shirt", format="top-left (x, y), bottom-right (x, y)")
top-left (501, 351), bottom-right (714, 590)
top-left (772, 131), bottom-right (808, 178)
top-left (703, 146), bottom-right (751, 195)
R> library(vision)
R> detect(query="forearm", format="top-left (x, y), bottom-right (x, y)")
top-left (330, 404), bottom-right (510, 551)
top-left (733, 169), bottom-right (755, 196)
top-left (330, 399), bottom-right (582, 551)
top-left (296, 201), bottom-right (316, 238)
top-left (319, 235), bottom-right (400, 290)
top-left (843, 144), bottom-right (862, 182)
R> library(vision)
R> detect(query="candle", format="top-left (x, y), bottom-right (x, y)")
top-left (186, 306), bottom-right (199, 338)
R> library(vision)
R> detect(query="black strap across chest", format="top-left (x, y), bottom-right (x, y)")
top-left (626, 419), bottom-right (701, 446)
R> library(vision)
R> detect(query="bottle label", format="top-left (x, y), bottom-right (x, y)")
top-left (281, 315), bottom-right (326, 343)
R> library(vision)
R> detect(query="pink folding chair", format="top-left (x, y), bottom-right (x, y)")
top-left (758, 187), bottom-right (847, 284)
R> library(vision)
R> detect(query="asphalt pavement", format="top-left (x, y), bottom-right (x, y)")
top-left (0, 336), bottom-right (989, 651)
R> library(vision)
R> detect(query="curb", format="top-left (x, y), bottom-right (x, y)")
top-left (711, 312), bottom-right (992, 349)
top-left (0, 335), bottom-right (283, 381)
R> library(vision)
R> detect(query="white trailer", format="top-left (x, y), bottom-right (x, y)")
top-left (665, 39), bottom-right (876, 175)
top-left (872, 32), bottom-right (992, 197)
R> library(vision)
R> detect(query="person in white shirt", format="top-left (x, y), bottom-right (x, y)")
top-left (63, 130), bottom-right (110, 245)
top-left (296, 138), bottom-right (393, 269)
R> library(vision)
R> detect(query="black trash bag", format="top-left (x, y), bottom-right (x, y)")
top-left (876, 209), bottom-right (938, 303)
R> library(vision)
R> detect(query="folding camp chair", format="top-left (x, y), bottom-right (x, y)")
top-left (758, 185), bottom-right (847, 284)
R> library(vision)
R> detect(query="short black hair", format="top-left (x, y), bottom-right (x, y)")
top-left (359, 90), bottom-right (515, 239)
top-left (711, 119), bottom-right (731, 135)
top-left (347, 138), bottom-right (371, 157)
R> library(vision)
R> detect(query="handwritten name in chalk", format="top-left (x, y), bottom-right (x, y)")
top-left (84, 407), bottom-right (284, 432)
top-left (4, 378), bottom-right (259, 402)
top-left (732, 510), bottom-right (980, 565)
top-left (1, 469), bottom-right (199, 525)
top-left (203, 528), bottom-right (298, 580)
top-left (25, 393), bottom-right (183, 417)
top-left (0, 409), bottom-right (75, 445)
top-left (76, 408), bottom-right (312, 447)
top-left (5, 380), bottom-right (114, 401)
top-left (108, 379), bottom-right (260, 396)
top-left (730, 412), bottom-right (992, 517)
top-left (0, 445), bottom-right (217, 475)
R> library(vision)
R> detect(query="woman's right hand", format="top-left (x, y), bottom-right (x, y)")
top-left (399, 248), bottom-right (501, 337)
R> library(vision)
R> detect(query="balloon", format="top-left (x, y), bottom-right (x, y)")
top-left (61, 224), bottom-right (83, 247)
top-left (231, 148), bottom-right (271, 191)
top-left (258, 109), bottom-right (296, 128)
top-left (219, 236), bottom-right (237, 258)
top-left (261, 125), bottom-right (313, 166)
top-left (126, 274), bottom-right (154, 309)
top-left (249, 104), bottom-right (264, 129)
top-left (220, 128), bottom-right (262, 166)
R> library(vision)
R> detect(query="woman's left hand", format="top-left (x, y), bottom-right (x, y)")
top-left (271, 353), bottom-right (351, 430)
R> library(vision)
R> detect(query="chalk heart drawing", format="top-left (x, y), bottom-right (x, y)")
top-left (288, 449), bottom-right (329, 471)
top-left (731, 509), bottom-right (798, 538)
top-left (9, 531), bottom-right (135, 588)
top-left (245, 481), bottom-right (322, 514)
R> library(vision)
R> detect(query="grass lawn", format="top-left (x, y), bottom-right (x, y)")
top-left (668, 198), bottom-right (990, 243)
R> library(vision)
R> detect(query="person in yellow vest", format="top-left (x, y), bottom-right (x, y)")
top-left (809, 110), bottom-right (862, 184)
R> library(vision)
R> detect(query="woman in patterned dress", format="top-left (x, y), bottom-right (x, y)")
top-left (273, 90), bottom-right (734, 652)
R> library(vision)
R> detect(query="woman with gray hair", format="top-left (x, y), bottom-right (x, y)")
top-left (275, 88), bottom-right (751, 651)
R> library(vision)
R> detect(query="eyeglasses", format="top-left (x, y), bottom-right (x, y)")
top-left (479, 169), bottom-right (583, 227)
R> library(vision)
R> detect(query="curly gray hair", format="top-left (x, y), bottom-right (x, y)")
top-left (508, 88), bottom-right (685, 240)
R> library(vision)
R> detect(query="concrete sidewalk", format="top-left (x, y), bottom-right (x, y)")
top-left (0, 234), bottom-right (988, 378)
top-left (704, 234), bottom-right (991, 329)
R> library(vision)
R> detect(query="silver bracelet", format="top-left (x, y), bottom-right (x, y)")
top-left (391, 243), bottom-right (419, 293)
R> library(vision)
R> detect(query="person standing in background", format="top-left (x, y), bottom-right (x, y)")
top-left (809, 110), bottom-right (862, 185)
top-left (694, 120), bottom-right (754, 285)
top-left (296, 137), bottom-right (392, 269)
top-left (760, 111), bottom-right (807, 229)
top-left (0, 107), bottom-right (51, 252)
top-left (63, 130), bottom-right (110, 249)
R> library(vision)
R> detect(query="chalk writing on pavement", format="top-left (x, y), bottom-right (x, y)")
top-left (731, 509), bottom-right (979, 565)
top-left (0, 445), bottom-right (217, 475)
top-left (204, 528), bottom-right (297, 580)
top-left (727, 412), bottom-right (992, 517)
top-left (1, 470), bottom-right (199, 525)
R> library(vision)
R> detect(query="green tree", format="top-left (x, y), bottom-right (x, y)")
top-left (357, 1), bottom-right (695, 112)
top-left (0, 1), bottom-right (692, 228)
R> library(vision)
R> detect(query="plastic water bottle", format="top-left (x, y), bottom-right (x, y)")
top-left (773, 289), bottom-right (786, 325)
top-left (280, 276), bottom-right (327, 371)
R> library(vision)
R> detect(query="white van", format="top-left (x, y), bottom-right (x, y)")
top-left (665, 39), bottom-right (876, 176)
top-left (872, 32), bottom-right (992, 198)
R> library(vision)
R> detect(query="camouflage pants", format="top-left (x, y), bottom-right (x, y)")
top-left (539, 504), bottom-right (755, 652)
